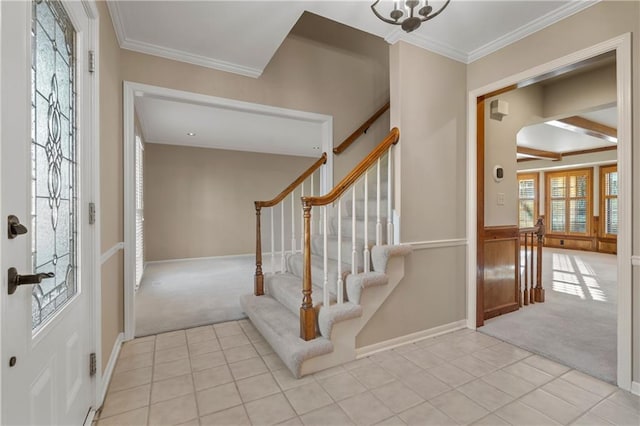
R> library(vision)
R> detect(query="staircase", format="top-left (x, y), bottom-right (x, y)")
top-left (241, 112), bottom-right (411, 378)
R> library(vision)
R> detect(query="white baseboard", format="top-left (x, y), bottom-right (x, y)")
top-left (631, 381), bottom-right (640, 396)
top-left (98, 332), bottom-right (124, 405)
top-left (355, 320), bottom-right (468, 358)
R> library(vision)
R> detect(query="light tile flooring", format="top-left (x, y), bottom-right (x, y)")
top-left (95, 321), bottom-right (640, 425)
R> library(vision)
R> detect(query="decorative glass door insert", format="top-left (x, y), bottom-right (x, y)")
top-left (31, 0), bottom-right (77, 331)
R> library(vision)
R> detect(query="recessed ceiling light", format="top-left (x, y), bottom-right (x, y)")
top-left (187, 132), bottom-right (196, 136)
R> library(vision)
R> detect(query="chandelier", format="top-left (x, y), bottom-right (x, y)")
top-left (371, 0), bottom-right (451, 33)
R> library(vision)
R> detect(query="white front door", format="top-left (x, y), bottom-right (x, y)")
top-left (1, 1), bottom-right (97, 424)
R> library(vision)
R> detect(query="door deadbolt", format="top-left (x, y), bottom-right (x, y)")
top-left (7, 215), bottom-right (28, 239)
top-left (7, 267), bottom-right (54, 295)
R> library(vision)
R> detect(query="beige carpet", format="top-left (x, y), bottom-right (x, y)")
top-left (135, 255), bottom-right (268, 337)
top-left (480, 248), bottom-right (617, 383)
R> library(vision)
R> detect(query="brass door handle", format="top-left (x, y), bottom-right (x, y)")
top-left (8, 215), bottom-right (28, 239)
top-left (7, 267), bottom-right (54, 295)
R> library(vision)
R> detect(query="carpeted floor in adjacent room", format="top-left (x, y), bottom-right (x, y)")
top-left (135, 255), bottom-right (262, 337)
top-left (480, 247), bottom-right (617, 384)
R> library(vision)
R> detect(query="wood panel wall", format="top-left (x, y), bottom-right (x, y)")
top-left (483, 226), bottom-right (520, 320)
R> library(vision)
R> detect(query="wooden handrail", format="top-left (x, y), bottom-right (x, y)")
top-left (299, 127), bottom-right (400, 341)
top-left (254, 152), bottom-right (327, 297)
top-left (255, 153), bottom-right (327, 209)
top-left (304, 128), bottom-right (399, 207)
top-left (333, 101), bottom-right (390, 155)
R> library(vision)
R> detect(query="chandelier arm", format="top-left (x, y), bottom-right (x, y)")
top-left (371, 0), bottom-right (402, 26)
top-left (419, 0), bottom-right (451, 22)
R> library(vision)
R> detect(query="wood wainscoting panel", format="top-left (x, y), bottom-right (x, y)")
top-left (483, 226), bottom-right (519, 320)
top-left (544, 235), bottom-right (595, 251)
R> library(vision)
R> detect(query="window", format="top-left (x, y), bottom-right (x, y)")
top-left (546, 168), bottom-right (592, 236)
top-left (31, 0), bottom-right (78, 330)
top-left (518, 173), bottom-right (539, 228)
top-left (600, 164), bottom-right (618, 237)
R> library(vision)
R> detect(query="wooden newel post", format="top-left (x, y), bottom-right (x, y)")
top-left (254, 204), bottom-right (264, 296)
top-left (300, 202), bottom-right (316, 341)
top-left (534, 217), bottom-right (545, 302)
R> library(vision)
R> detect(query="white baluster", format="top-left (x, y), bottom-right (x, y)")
top-left (376, 158), bottom-right (382, 246)
top-left (337, 198), bottom-right (343, 304)
top-left (270, 207), bottom-right (275, 273)
top-left (363, 173), bottom-right (370, 272)
top-left (291, 190), bottom-right (296, 253)
top-left (281, 203), bottom-right (286, 272)
top-left (323, 205), bottom-right (329, 307)
top-left (351, 186), bottom-right (357, 274)
top-left (300, 181), bottom-right (304, 253)
top-left (387, 147), bottom-right (393, 245)
top-left (311, 173), bottom-right (315, 238)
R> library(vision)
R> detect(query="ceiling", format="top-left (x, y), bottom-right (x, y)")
top-left (107, 1), bottom-right (599, 77)
top-left (135, 95), bottom-right (327, 157)
top-left (517, 106), bottom-right (617, 159)
top-left (121, 1), bottom-right (607, 157)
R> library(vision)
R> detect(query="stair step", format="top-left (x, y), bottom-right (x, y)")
top-left (343, 198), bottom-right (390, 219)
top-left (331, 216), bottom-right (387, 245)
top-left (311, 234), bottom-right (366, 264)
top-left (264, 272), bottom-right (336, 317)
top-left (240, 294), bottom-right (333, 378)
top-left (286, 253), bottom-right (355, 300)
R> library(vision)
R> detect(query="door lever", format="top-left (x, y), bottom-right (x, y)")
top-left (8, 215), bottom-right (28, 239)
top-left (8, 267), bottom-right (54, 295)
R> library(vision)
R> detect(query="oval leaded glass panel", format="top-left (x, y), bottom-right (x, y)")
top-left (31, 0), bottom-right (77, 331)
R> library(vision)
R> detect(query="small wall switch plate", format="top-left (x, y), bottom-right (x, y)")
top-left (497, 193), bottom-right (505, 206)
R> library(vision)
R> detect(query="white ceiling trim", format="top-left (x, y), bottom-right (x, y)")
top-left (385, 28), bottom-right (468, 63)
top-left (467, 0), bottom-right (600, 63)
top-left (106, 1), bottom-right (263, 78)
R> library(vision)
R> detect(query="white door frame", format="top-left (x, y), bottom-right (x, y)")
top-left (122, 81), bottom-right (334, 340)
top-left (466, 34), bottom-right (633, 390)
top-left (0, 0), bottom-right (101, 421)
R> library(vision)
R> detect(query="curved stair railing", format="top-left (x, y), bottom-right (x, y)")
top-left (300, 128), bottom-right (400, 340)
top-left (254, 153), bottom-right (327, 296)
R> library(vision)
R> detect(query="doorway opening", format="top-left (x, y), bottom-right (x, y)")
top-left (124, 82), bottom-right (333, 337)
top-left (467, 35), bottom-right (632, 390)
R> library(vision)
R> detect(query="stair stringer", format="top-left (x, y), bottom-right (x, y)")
top-left (299, 247), bottom-right (410, 376)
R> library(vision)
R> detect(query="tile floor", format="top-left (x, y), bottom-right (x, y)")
top-left (95, 321), bottom-right (640, 425)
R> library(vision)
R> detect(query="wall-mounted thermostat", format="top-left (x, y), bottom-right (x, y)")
top-left (493, 165), bottom-right (504, 182)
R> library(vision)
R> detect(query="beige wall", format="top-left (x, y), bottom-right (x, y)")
top-left (121, 23), bottom-right (390, 185)
top-left (485, 86), bottom-right (544, 226)
top-left (468, 0), bottom-right (640, 383)
top-left (97, 0), bottom-right (124, 372)
top-left (543, 63), bottom-right (617, 118)
top-left (358, 42), bottom-right (467, 346)
top-left (101, 253), bottom-right (124, 370)
top-left (143, 144), bottom-right (316, 261)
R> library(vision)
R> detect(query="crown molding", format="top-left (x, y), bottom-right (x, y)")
top-left (119, 38), bottom-right (263, 78)
top-left (467, 0), bottom-right (601, 63)
top-left (105, 0), bottom-right (126, 47)
top-left (385, 28), bottom-right (468, 63)
top-left (105, 0), bottom-right (263, 78)
top-left (385, 0), bottom-right (600, 64)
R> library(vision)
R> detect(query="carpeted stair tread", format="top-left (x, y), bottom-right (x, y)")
top-left (240, 294), bottom-right (333, 378)
top-left (343, 198), bottom-right (390, 219)
top-left (264, 272), bottom-right (336, 317)
top-left (311, 234), bottom-right (366, 264)
top-left (331, 216), bottom-right (387, 245)
top-left (287, 253), bottom-right (356, 299)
